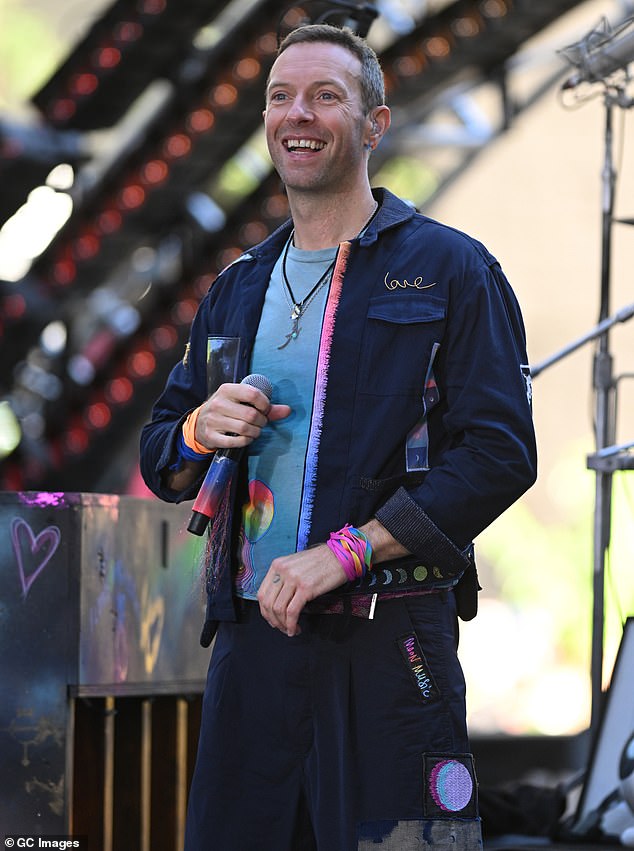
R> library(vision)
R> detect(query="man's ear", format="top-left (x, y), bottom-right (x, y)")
top-left (367, 105), bottom-right (391, 150)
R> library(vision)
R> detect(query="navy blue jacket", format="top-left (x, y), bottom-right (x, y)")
top-left (140, 189), bottom-right (537, 626)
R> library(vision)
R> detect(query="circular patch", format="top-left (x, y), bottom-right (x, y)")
top-left (413, 565), bottom-right (428, 582)
top-left (429, 760), bottom-right (473, 812)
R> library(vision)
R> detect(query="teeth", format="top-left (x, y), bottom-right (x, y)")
top-left (285, 139), bottom-right (325, 151)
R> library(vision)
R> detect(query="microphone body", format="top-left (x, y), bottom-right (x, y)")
top-left (187, 374), bottom-right (272, 536)
top-left (563, 23), bottom-right (634, 88)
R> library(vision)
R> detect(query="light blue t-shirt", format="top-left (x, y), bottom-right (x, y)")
top-left (235, 241), bottom-right (338, 598)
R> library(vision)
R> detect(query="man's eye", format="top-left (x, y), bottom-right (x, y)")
top-left (270, 92), bottom-right (288, 102)
top-left (318, 92), bottom-right (335, 101)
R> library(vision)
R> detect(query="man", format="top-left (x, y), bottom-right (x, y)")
top-left (140, 23), bottom-right (537, 850)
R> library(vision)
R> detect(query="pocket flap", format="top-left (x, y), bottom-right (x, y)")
top-left (367, 294), bottom-right (447, 324)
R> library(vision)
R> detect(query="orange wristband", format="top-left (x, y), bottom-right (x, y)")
top-left (182, 406), bottom-right (214, 455)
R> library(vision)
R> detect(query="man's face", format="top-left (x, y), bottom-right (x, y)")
top-left (263, 41), bottom-right (373, 197)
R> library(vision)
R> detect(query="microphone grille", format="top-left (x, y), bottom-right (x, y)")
top-left (241, 373), bottom-right (273, 401)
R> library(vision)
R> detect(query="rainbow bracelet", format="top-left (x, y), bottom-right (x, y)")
top-left (326, 524), bottom-right (373, 583)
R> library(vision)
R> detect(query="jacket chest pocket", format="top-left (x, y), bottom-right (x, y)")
top-left (359, 293), bottom-right (447, 396)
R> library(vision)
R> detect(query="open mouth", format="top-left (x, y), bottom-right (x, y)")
top-left (283, 139), bottom-right (326, 152)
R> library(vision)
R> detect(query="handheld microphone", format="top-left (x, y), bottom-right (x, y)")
top-left (561, 18), bottom-right (634, 89)
top-left (187, 373), bottom-right (272, 536)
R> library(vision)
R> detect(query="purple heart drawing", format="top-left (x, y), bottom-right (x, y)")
top-left (10, 517), bottom-right (62, 599)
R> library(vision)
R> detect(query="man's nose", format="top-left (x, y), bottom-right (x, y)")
top-left (286, 96), bottom-right (314, 123)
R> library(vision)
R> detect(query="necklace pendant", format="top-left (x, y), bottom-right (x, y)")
top-left (291, 305), bottom-right (301, 320)
top-left (278, 315), bottom-right (301, 350)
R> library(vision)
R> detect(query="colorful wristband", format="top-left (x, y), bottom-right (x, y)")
top-left (182, 406), bottom-right (214, 456)
top-left (326, 524), bottom-right (373, 583)
top-left (177, 433), bottom-right (212, 462)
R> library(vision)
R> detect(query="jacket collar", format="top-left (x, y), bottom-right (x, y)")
top-left (249, 187), bottom-right (417, 259)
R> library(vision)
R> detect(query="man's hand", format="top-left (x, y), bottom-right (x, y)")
top-left (165, 382), bottom-right (291, 492)
top-left (257, 519), bottom-right (411, 637)
top-left (196, 382), bottom-right (291, 452)
top-left (257, 545), bottom-right (347, 637)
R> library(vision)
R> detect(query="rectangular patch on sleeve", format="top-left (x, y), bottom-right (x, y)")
top-left (521, 363), bottom-right (533, 409)
top-left (397, 633), bottom-right (440, 703)
top-left (422, 753), bottom-right (479, 819)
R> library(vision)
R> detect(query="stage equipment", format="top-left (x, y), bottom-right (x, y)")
top-left (0, 492), bottom-right (208, 843)
top-left (540, 13), bottom-right (634, 747)
top-left (571, 619), bottom-right (634, 842)
top-left (278, 2), bottom-right (378, 39)
top-left (560, 15), bottom-right (634, 89)
top-left (31, 0), bottom-right (236, 130)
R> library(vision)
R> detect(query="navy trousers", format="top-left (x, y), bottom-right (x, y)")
top-left (184, 591), bottom-right (481, 850)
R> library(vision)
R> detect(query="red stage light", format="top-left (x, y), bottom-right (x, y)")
top-left (49, 98), bottom-right (77, 122)
top-left (423, 35), bottom-right (451, 59)
top-left (281, 7), bottom-right (307, 29)
top-left (138, 0), bottom-right (166, 14)
top-left (211, 83), bottom-right (238, 108)
top-left (187, 108), bottom-right (215, 134)
top-left (256, 33), bottom-right (277, 56)
top-left (164, 133), bottom-right (192, 159)
top-left (393, 54), bottom-right (426, 78)
top-left (97, 208), bottom-right (123, 234)
top-left (53, 258), bottom-right (77, 286)
top-left (141, 159), bottom-right (169, 185)
top-left (480, 0), bottom-right (508, 18)
top-left (262, 194), bottom-right (289, 220)
top-left (114, 21), bottom-right (144, 43)
top-left (70, 73), bottom-right (99, 96)
top-left (73, 230), bottom-right (101, 260)
top-left (241, 221), bottom-right (268, 246)
top-left (119, 184), bottom-right (146, 209)
top-left (234, 57), bottom-right (261, 82)
top-left (452, 15), bottom-right (482, 38)
top-left (106, 376), bottom-right (134, 404)
top-left (149, 324), bottom-right (178, 352)
top-left (64, 423), bottom-right (90, 455)
top-left (216, 248), bottom-right (242, 271)
top-left (128, 349), bottom-right (156, 378)
top-left (85, 401), bottom-right (112, 430)
top-left (171, 299), bottom-right (197, 325)
top-left (93, 46), bottom-right (122, 69)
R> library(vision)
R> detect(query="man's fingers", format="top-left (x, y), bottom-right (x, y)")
top-left (268, 403), bottom-right (292, 422)
top-left (258, 571), bottom-right (303, 636)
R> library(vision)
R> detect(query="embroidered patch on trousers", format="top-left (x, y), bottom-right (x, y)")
top-left (422, 753), bottom-right (478, 819)
top-left (397, 633), bottom-right (439, 703)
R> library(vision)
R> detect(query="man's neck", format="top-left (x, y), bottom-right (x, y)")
top-left (288, 188), bottom-right (377, 251)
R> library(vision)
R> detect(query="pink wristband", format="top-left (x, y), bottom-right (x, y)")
top-left (326, 524), bottom-right (373, 583)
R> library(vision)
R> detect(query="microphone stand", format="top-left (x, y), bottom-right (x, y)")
top-left (532, 81), bottom-right (634, 749)
top-left (589, 86), bottom-right (632, 746)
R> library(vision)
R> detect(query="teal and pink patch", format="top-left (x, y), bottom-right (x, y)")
top-left (423, 754), bottom-right (478, 819)
top-left (429, 759), bottom-right (473, 811)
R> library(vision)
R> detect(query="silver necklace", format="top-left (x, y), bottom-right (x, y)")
top-left (278, 236), bottom-right (336, 350)
top-left (277, 202), bottom-right (379, 350)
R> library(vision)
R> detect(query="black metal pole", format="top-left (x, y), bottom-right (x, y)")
top-left (589, 95), bottom-right (617, 743)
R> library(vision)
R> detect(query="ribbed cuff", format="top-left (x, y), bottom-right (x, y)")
top-left (375, 487), bottom-right (471, 578)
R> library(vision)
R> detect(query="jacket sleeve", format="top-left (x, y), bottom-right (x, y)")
top-left (139, 293), bottom-right (215, 503)
top-left (375, 257), bottom-right (537, 566)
